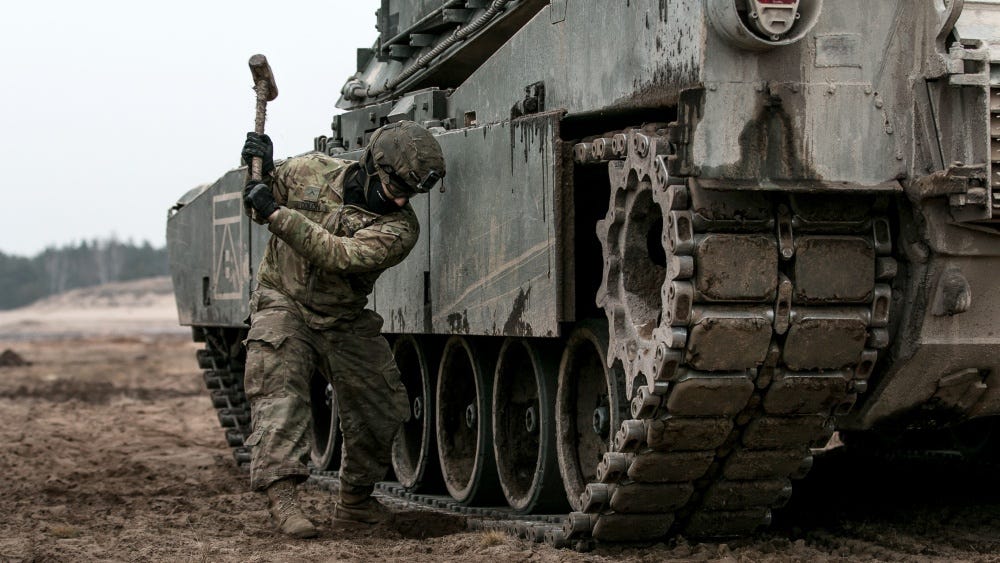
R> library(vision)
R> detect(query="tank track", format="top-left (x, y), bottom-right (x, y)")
top-left (307, 469), bottom-right (592, 550)
top-left (569, 125), bottom-right (896, 541)
top-left (196, 328), bottom-right (252, 468)
top-left (194, 332), bottom-right (593, 549)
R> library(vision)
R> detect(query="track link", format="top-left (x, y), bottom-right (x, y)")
top-left (307, 470), bottom-right (594, 550)
top-left (197, 328), bottom-right (252, 468)
top-left (576, 126), bottom-right (896, 541)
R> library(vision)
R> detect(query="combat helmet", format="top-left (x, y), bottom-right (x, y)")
top-left (360, 121), bottom-right (446, 196)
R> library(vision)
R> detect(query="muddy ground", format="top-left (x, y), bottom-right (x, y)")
top-left (2, 284), bottom-right (1000, 561)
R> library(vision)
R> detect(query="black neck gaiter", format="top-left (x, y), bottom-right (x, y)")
top-left (343, 164), bottom-right (367, 208)
top-left (344, 162), bottom-right (401, 215)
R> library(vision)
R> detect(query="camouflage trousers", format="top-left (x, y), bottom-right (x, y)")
top-left (243, 297), bottom-right (410, 491)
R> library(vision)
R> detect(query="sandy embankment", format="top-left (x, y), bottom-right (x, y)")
top-left (0, 277), bottom-right (188, 340)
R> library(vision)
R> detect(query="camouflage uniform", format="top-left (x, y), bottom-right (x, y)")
top-left (243, 152), bottom-right (416, 492)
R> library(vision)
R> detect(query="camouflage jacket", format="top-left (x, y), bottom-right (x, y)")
top-left (253, 152), bottom-right (420, 328)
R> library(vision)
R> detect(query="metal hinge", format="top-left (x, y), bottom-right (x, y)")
top-left (909, 162), bottom-right (992, 220)
top-left (510, 82), bottom-right (546, 119)
top-left (947, 41), bottom-right (991, 88)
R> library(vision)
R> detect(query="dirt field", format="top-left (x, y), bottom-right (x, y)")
top-left (2, 279), bottom-right (1000, 562)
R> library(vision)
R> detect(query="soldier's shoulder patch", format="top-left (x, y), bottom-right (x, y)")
top-left (303, 153), bottom-right (351, 171)
top-left (376, 211), bottom-right (419, 239)
top-left (284, 153), bottom-right (346, 175)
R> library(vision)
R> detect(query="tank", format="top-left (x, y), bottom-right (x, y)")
top-left (167, 0), bottom-right (1000, 543)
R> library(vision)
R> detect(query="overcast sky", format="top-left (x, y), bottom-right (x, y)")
top-left (0, 1), bottom-right (379, 257)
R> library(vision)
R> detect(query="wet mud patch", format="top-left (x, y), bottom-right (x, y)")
top-left (307, 505), bottom-right (469, 542)
top-left (772, 447), bottom-right (1000, 557)
top-left (390, 509), bottom-right (468, 539)
top-left (0, 379), bottom-right (201, 403)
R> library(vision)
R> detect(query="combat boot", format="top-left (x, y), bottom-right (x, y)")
top-left (266, 478), bottom-right (318, 538)
top-left (333, 486), bottom-right (394, 526)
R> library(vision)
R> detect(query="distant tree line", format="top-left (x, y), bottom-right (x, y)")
top-left (0, 238), bottom-right (168, 310)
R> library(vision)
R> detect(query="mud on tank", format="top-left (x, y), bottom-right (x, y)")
top-left (167, 0), bottom-right (1000, 545)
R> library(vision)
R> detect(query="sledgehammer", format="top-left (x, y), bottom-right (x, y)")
top-left (248, 54), bottom-right (278, 182)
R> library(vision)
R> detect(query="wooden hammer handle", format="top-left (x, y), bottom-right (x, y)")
top-left (248, 54), bottom-right (278, 183)
top-left (250, 86), bottom-right (267, 182)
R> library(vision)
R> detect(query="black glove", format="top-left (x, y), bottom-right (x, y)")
top-left (242, 132), bottom-right (274, 174)
top-left (244, 183), bottom-right (280, 221)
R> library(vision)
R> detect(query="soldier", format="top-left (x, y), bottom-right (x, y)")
top-left (240, 121), bottom-right (446, 538)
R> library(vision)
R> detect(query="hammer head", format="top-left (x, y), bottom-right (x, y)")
top-left (249, 54), bottom-right (278, 101)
